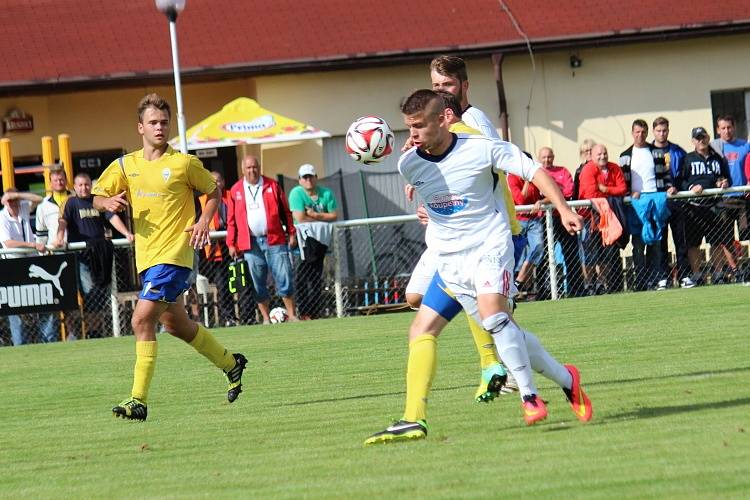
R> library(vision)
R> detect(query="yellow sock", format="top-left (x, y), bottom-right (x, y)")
top-left (466, 313), bottom-right (499, 369)
top-left (189, 324), bottom-right (235, 371)
top-left (131, 341), bottom-right (158, 403)
top-left (403, 334), bottom-right (438, 422)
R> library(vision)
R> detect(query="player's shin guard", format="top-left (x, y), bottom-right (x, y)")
top-left (132, 340), bottom-right (157, 403)
top-left (189, 324), bottom-right (235, 372)
top-left (522, 329), bottom-right (573, 389)
top-left (403, 334), bottom-right (438, 422)
top-left (467, 313), bottom-right (499, 369)
top-left (482, 313), bottom-right (537, 397)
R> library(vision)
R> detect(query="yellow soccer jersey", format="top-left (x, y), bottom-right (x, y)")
top-left (449, 122), bottom-right (521, 235)
top-left (92, 147), bottom-right (216, 273)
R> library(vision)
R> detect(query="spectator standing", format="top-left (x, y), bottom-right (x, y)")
top-left (35, 166), bottom-right (71, 342)
top-left (652, 117), bottom-right (687, 182)
top-left (676, 127), bottom-right (732, 285)
top-left (710, 115), bottom-right (750, 280)
top-left (507, 171), bottom-right (544, 296)
top-left (573, 139), bottom-right (596, 288)
top-left (619, 119), bottom-right (676, 290)
top-left (573, 139), bottom-right (596, 200)
top-left (578, 145), bottom-right (628, 293)
top-left (227, 155), bottom-right (298, 324)
top-left (36, 167), bottom-right (71, 245)
top-left (0, 188), bottom-right (45, 345)
top-left (199, 171), bottom-right (237, 326)
top-left (651, 116), bottom-right (691, 288)
top-left (710, 115), bottom-right (750, 178)
top-left (55, 173), bottom-right (133, 338)
top-left (535, 147), bottom-right (586, 297)
top-left (288, 164), bottom-right (338, 320)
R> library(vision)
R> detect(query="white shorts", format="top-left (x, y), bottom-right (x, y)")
top-left (438, 238), bottom-right (517, 299)
top-left (405, 248), bottom-right (438, 296)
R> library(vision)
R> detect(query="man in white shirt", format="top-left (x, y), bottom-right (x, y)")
top-left (34, 166), bottom-right (71, 342)
top-left (619, 119), bottom-right (677, 290)
top-left (365, 90), bottom-right (593, 445)
top-left (0, 188), bottom-right (45, 345)
top-left (226, 155), bottom-right (298, 324)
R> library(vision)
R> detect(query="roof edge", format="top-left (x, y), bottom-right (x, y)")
top-left (2, 21), bottom-right (749, 97)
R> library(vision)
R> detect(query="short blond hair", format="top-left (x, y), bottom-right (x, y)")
top-left (137, 93), bottom-right (171, 122)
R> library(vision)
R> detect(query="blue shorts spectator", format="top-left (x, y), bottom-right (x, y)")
top-left (577, 223), bottom-right (592, 266)
top-left (242, 235), bottom-right (294, 302)
top-left (514, 218), bottom-right (545, 272)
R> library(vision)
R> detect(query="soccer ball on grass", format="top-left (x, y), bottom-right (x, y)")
top-left (345, 116), bottom-right (394, 164)
top-left (269, 307), bottom-right (289, 324)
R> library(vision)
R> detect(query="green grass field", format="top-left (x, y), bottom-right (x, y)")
top-left (1, 285), bottom-right (749, 498)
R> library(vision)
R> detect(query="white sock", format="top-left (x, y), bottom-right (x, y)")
top-left (482, 313), bottom-right (537, 397)
top-left (523, 329), bottom-right (573, 390)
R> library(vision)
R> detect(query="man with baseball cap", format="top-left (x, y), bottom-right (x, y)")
top-left (288, 164), bottom-right (338, 320)
top-left (674, 126), bottom-right (731, 286)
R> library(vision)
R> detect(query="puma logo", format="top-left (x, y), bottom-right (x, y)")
top-left (28, 262), bottom-right (67, 296)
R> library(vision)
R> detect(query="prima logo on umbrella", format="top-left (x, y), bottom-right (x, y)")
top-left (223, 115), bottom-right (275, 133)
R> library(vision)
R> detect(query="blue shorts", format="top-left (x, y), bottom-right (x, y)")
top-left (422, 272), bottom-right (463, 321)
top-left (139, 264), bottom-right (192, 303)
top-left (242, 236), bottom-right (294, 302)
top-left (515, 218), bottom-right (545, 271)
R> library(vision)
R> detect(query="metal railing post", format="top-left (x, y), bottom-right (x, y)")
top-left (544, 207), bottom-right (559, 300)
top-left (110, 250), bottom-right (121, 337)
top-left (333, 226), bottom-right (344, 318)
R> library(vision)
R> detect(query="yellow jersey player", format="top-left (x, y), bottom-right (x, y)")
top-left (93, 93), bottom-right (247, 421)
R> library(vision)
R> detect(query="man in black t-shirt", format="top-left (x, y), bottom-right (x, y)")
top-left (53, 173), bottom-right (133, 337)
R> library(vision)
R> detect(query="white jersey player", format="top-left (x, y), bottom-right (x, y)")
top-left (403, 63), bottom-right (524, 403)
top-left (365, 90), bottom-right (593, 445)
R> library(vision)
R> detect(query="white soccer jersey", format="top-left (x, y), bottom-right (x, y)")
top-left (462, 106), bottom-right (500, 139)
top-left (398, 133), bottom-right (538, 254)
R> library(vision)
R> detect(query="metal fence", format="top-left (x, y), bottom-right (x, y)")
top-left (2, 187), bottom-right (748, 346)
top-left (328, 187), bottom-right (750, 312)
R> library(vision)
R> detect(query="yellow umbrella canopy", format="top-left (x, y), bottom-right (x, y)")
top-left (171, 97), bottom-right (330, 150)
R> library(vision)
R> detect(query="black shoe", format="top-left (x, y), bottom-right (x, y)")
top-left (112, 398), bottom-right (148, 421)
top-left (225, 353), bottom-right (248, 403)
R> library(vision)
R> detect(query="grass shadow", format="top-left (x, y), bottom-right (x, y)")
top-left (599, 396), bottom-right (750, 422)
top-left (279, 366), bottom-right (750, 408)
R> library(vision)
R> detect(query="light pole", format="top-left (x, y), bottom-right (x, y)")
top-left (155, 0), bottom-right (188, 153)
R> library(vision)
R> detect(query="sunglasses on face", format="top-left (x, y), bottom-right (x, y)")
top-left (301, 175), bottom-right (315, 180)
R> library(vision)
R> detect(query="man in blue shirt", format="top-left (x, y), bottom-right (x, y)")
top-left (709, 115), bottom-right (750, 282)
top-left (710, 115), bottom-right (750, 187)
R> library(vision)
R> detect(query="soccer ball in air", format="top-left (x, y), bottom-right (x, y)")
top-left (345, 116), bottom-right (394, 164)
top-left (269, 307), bottom-right (289, 324)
